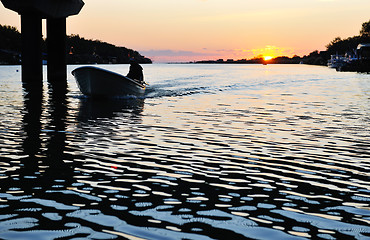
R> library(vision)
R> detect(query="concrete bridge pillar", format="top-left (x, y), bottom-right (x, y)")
top-left (21, 13), bottom-right (43, 82)
top-left (47, 18), bottom-right (67, 82)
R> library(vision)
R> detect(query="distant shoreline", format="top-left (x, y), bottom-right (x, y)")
top-left (179, 55), bottom-right (326, 66)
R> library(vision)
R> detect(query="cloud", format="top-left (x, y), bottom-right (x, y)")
top-left (240, 46), bottom-right (296, 58)
top-left (140, 49), bottom-right (219, 62)
top-left (141, 49), bottom-right (212, 57)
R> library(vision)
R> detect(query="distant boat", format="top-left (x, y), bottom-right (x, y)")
top-left (327, 54), bottom-right (347, 69)
top-left (72, 66), bottom-right (146, 97)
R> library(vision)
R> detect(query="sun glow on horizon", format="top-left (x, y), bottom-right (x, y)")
top-left (249, 45), bottom-right (294, 62)
top-left (263, 56), bottom-right (273, 61)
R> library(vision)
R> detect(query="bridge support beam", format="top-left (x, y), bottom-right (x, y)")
top-left (21, 13), bottom-right (43, 83)
top-left (47, 18), bottom-right (67, 82)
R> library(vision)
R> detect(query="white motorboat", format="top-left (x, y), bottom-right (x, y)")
top-left (72, 66), bottom-right (146, 97)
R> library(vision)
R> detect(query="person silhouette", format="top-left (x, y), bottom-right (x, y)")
top-left (127, 58), bottom-right (144, 84)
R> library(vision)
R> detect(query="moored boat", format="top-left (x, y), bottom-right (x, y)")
top-left (327, 54), bottom-right (347, 69)
top-left (336, 44), bottom-right (370, 73)
top-left (72, 66), bottom-right (146, 97)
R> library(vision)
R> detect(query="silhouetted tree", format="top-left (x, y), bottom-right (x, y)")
top-left (326, 37), bottom-right (342, 50)
top-left (326, 20), bottom-right (370, 57)
top-left (0, 25), bottom-right (22, 64)
top-left (360, 20), bottom-right (370, 37)
top-left (66, 34), bottom-right (151, 64)
top-left (0, 25), bottom-right (21, 51)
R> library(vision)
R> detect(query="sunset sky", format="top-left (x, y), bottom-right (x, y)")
top-left (1, 0), bottom-right (370, 62)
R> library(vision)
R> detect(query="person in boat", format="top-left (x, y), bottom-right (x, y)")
top-left (127, 58), bottom-right (144, 84)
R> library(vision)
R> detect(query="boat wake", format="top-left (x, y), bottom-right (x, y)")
top-left (144, 84), bottom-right (213, 98)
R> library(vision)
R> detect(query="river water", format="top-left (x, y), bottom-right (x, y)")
top-left (0, 64), bottom-right (369, 239)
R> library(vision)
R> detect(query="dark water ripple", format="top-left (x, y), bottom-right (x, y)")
top-left (0, 64), bottom-right (370, 239)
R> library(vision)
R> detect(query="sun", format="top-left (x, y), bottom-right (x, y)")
top-left (263, 56), bottom-right (273, 61)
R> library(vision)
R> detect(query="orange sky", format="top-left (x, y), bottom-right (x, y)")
top-left (1, 0), bottom-right (370, 62)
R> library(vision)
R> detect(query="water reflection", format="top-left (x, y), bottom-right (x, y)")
top-left (19, 81), bottom-right (75, 189)
top-left (1, 65), bottom-right (370, 239)
top-left (0, 82), bottom-right (78, 238)
top-left (77, 97), bottom-right (145, 122)
top-left (21, 83), bottom-right (43, 174)
top-left (44, 81), bottom-right (75, 174)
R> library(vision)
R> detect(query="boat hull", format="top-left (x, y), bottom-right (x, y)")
top-left (72, 66), bottom-right (145, 97)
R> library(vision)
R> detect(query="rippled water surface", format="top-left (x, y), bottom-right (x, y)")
top-left (0, 64), bottom-right (369, 239)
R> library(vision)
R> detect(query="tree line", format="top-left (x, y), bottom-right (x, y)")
top-left (306, 19), bottom-right (370, 65)
top-left (326, 20), bottom-right (370, 56)
top-left (0, 24), bottom-right (152, 64)
top-left (280, 19), bottom-right (370, 65)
